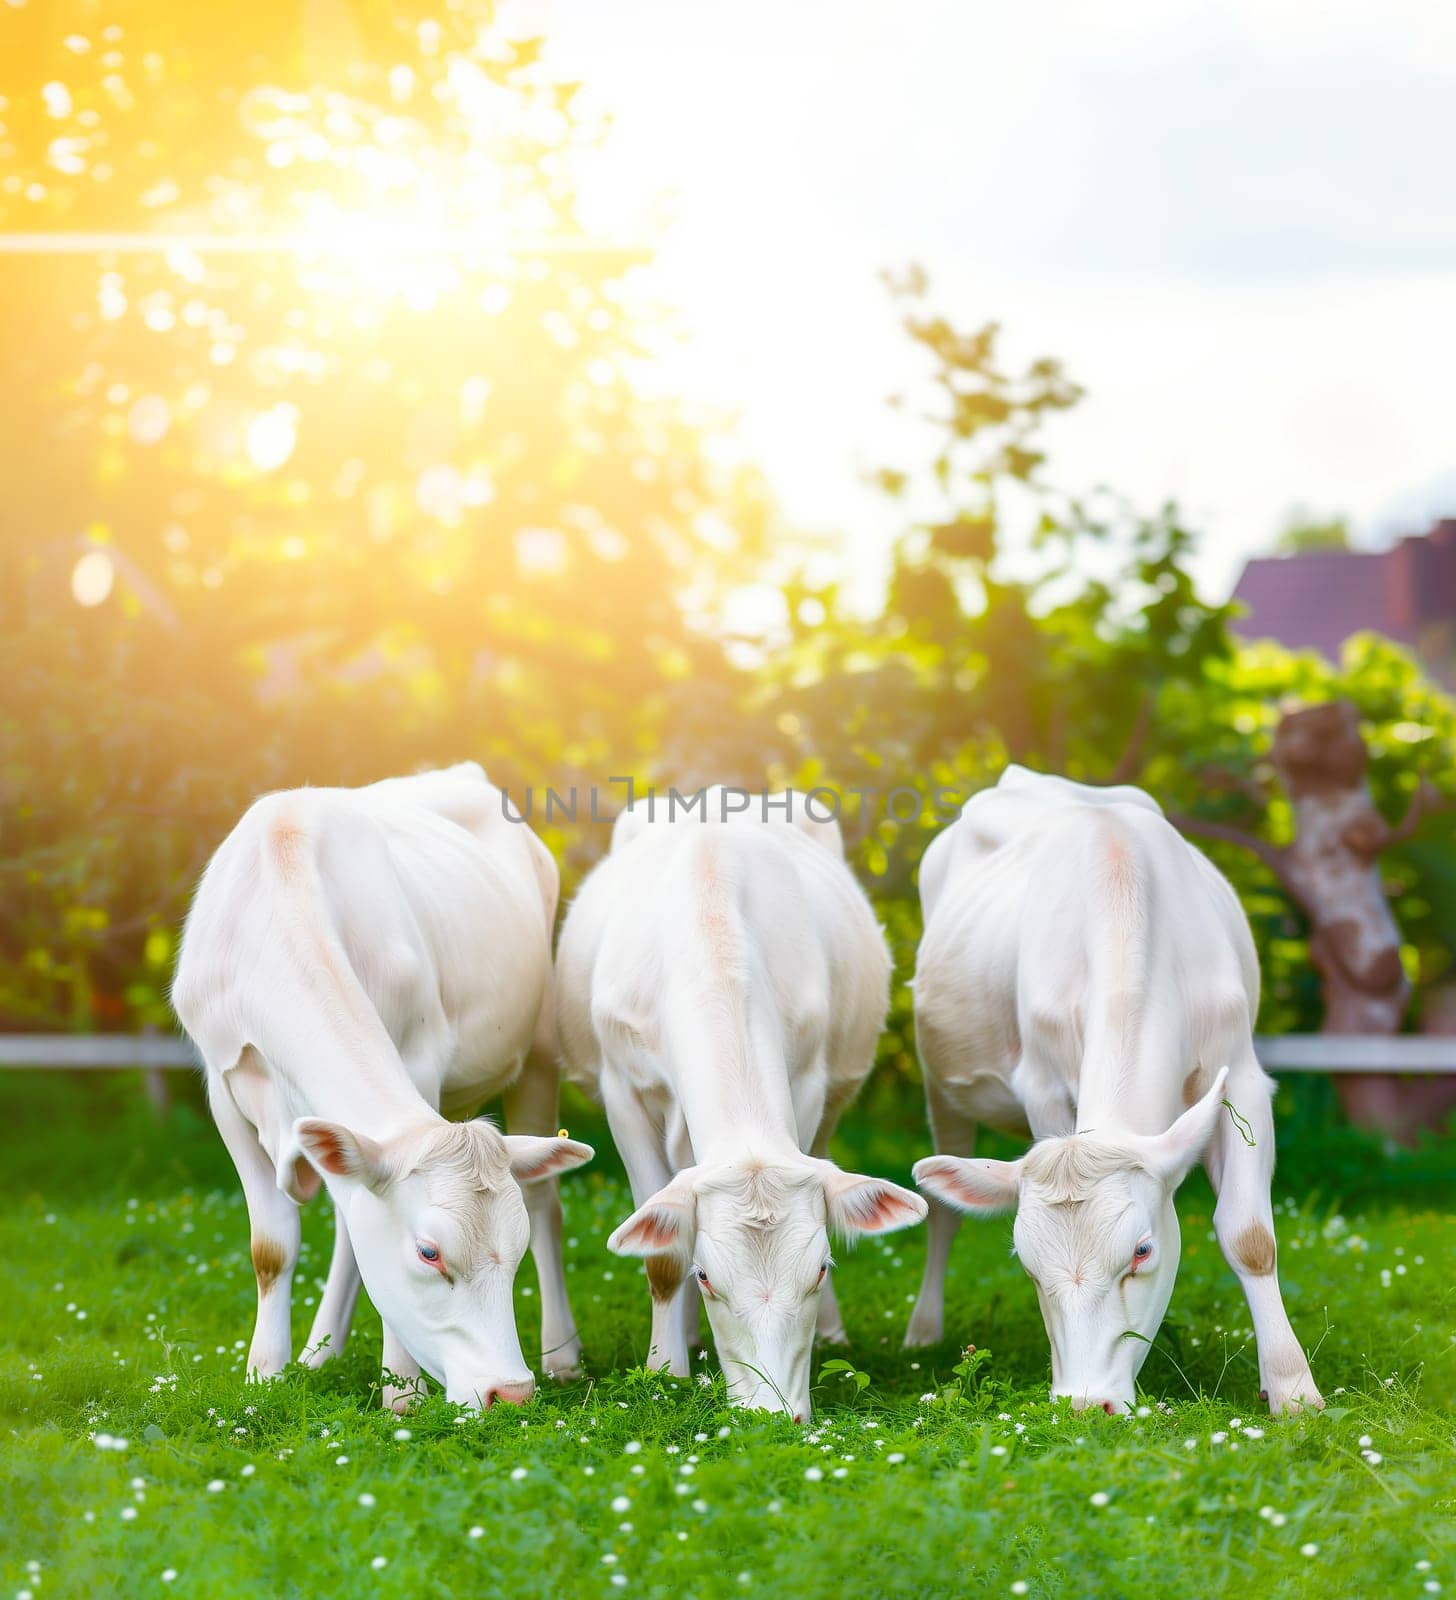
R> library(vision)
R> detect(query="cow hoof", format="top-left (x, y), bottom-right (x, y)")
top-left (1268, 1378), bottom-right (1325, 1416)
top-left (816, 1328), bottom-right (850, 1348)
top-left (902, 1315), bottom-right (943, 1350)
top-left (383, 1386), bottom-right (417, 1415)
top-left (544, 1359), bottom-right (584, 1383)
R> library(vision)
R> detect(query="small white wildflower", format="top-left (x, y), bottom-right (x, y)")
top-left (161, 1571), bottom-right (178, 1584)
top-left (804, 1466), bottom-right (823, 1481)
top-left (1300, 1543), bottom-right (1318, 1556)
top-left (510, 1467), bottom-right (527, 1481)
top-left (358, 1492), bottom-right (376, 1507)
top-left (623, 1440), bottom-right (642, 1455)
top-left (120, 1506), bottom-right (138, 1521)
top-left (611, 1496), bottom-right (630, 1513)
top-left (1089, 1492), bottom-right (1109, 1507)
top-left (393, 1428), bottom-right (411, 1442)
top-left (206, 1480), bottom-right (225, 1493)
top-left (371, 1556), bottom-right (387, 1571)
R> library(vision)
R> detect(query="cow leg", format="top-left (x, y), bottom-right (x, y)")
top-left (905, 1079), bottom-right (977, 1349)
top-left (1205, 1056), bottom-right (1324, 1415)
top-left (300, 1205), bottom-right (360, 1368)
top-left (603, 1075), bottom-right (689, 1376)
top-left (810, 1095), bottom-right (854, 1345)
top-left (504, 1057), bottom-right (584, 1381)
top-left (666, 1118), bottom-right (703, 1356)
top-left (212, 1085), bottom-right (300, 1378)
top-left (381, 1324), bottom-right (423, 1414)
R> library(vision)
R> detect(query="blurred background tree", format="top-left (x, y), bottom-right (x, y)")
top-left (1, 0), bottom-right (764, 1027)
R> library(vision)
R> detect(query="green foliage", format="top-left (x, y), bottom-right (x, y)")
top-left (756, 276), bottom-right (1456, 1076)
top-left (2, 1073), bottom-right (1453, 1599)
top-left (1274, 511), bottom-right (1353, 555)
top-left (0, 0), bottom-right (761, 1028)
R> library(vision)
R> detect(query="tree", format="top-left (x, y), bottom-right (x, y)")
top-left (0, 0), bottom-right (760, 1028)
top-left (1273, 510), bottom-right (1352, 555)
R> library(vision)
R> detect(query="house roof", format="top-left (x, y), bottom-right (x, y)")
top-left (1232, 520), bottom-right (1456, 671)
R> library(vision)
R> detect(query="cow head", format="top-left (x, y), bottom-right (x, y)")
top-left (294, 1117), bottom-right (592, 1407)
top-left (607, 1157), bottom-right (925, 1421)
top-left (913, 1068), bottom-right (1228, 1413)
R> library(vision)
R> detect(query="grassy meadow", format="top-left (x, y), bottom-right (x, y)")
top-left (2, 1071), bottom-right (1453, 1600)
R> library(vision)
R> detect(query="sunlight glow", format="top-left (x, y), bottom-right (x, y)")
top-left (245, 406), bottom-right (298, 472)
top-left (71, 549), bottom-right (115, 607)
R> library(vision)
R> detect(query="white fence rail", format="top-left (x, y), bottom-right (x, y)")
top-left (0, 1034), bottom-right (1452, 1073)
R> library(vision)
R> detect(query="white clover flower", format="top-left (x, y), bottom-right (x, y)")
top-left (804, 1466), bottom-right (823, 1481)
top-left (1089, 1492), bottom-right (1109, 1507)
top-left (371, 1556), bottom-right (388, 1571)
top-left (1300, 1544), bottom-right (1318, 1557)
top-left (623, 1440), bottom-right (642, 1455)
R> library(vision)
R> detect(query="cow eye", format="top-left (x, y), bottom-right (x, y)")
top-left (695, 1267), bottom-right (710, 1287)
top-left (1132, 1239), bottom-right (1153, 1264)
top-left (816, 1262), bottom-right (828, 1284)
top-left (417, 1242), bottom-right (441, 1264)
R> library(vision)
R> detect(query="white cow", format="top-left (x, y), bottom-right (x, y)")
top-left (907, 766), bottom-right (1323, 1416)
top-left (556, 789), bottom-right (926, 1421)
top-left (172, 764), bottom-right (593, 1411)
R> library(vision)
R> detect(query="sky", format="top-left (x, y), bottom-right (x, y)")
top-left (531, 0), bottom-right (1456, 603)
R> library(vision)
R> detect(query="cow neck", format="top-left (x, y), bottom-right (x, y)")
top-left (666, 1004), bottom-right (803, 1167)
top-left (255, 1001), bottom-right (440, 1143)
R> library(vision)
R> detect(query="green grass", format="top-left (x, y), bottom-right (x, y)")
top-left (2, 1073), bottom-right (1454, 1600)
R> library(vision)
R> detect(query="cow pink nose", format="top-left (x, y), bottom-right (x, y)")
top-left (484, 1379), bottom-right (535, 1408)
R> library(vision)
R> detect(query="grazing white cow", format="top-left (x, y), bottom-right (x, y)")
top-left (556, 789), bottom-right (926, 1421)
top-left (907, 766), bottom-right (1323, 1416)
top-left (172, 764), bottom-right (593, 1411)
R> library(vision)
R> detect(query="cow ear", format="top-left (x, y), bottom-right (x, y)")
top-left (823, 1168), bottom-right (928, 1237)
top-left (1132, 1066), bottom-right (1230, 1187)
top-left (913, 1155), bottom-right (1022, 1216)
top-left (502, 1135), bottom-right (594, 1184)
top-left (293, 1119), bottom-right (392, 1194)
top-left (607, 1170), bottom-right (698, 1259)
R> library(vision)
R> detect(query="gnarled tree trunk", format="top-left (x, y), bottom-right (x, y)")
top-left (1178, 699), bottom-right (1455, 1142)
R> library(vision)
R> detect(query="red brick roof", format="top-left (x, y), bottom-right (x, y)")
top-left (1232, 519), bottom-right (1456, 680)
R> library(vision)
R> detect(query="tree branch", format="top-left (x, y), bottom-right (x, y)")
top-left (1169, 812), bottom-right (1290, 882)
top-left (1385, 778), bottom-right (1453, 848)
top-left (1105, 690), bottom-right (1153, 785)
